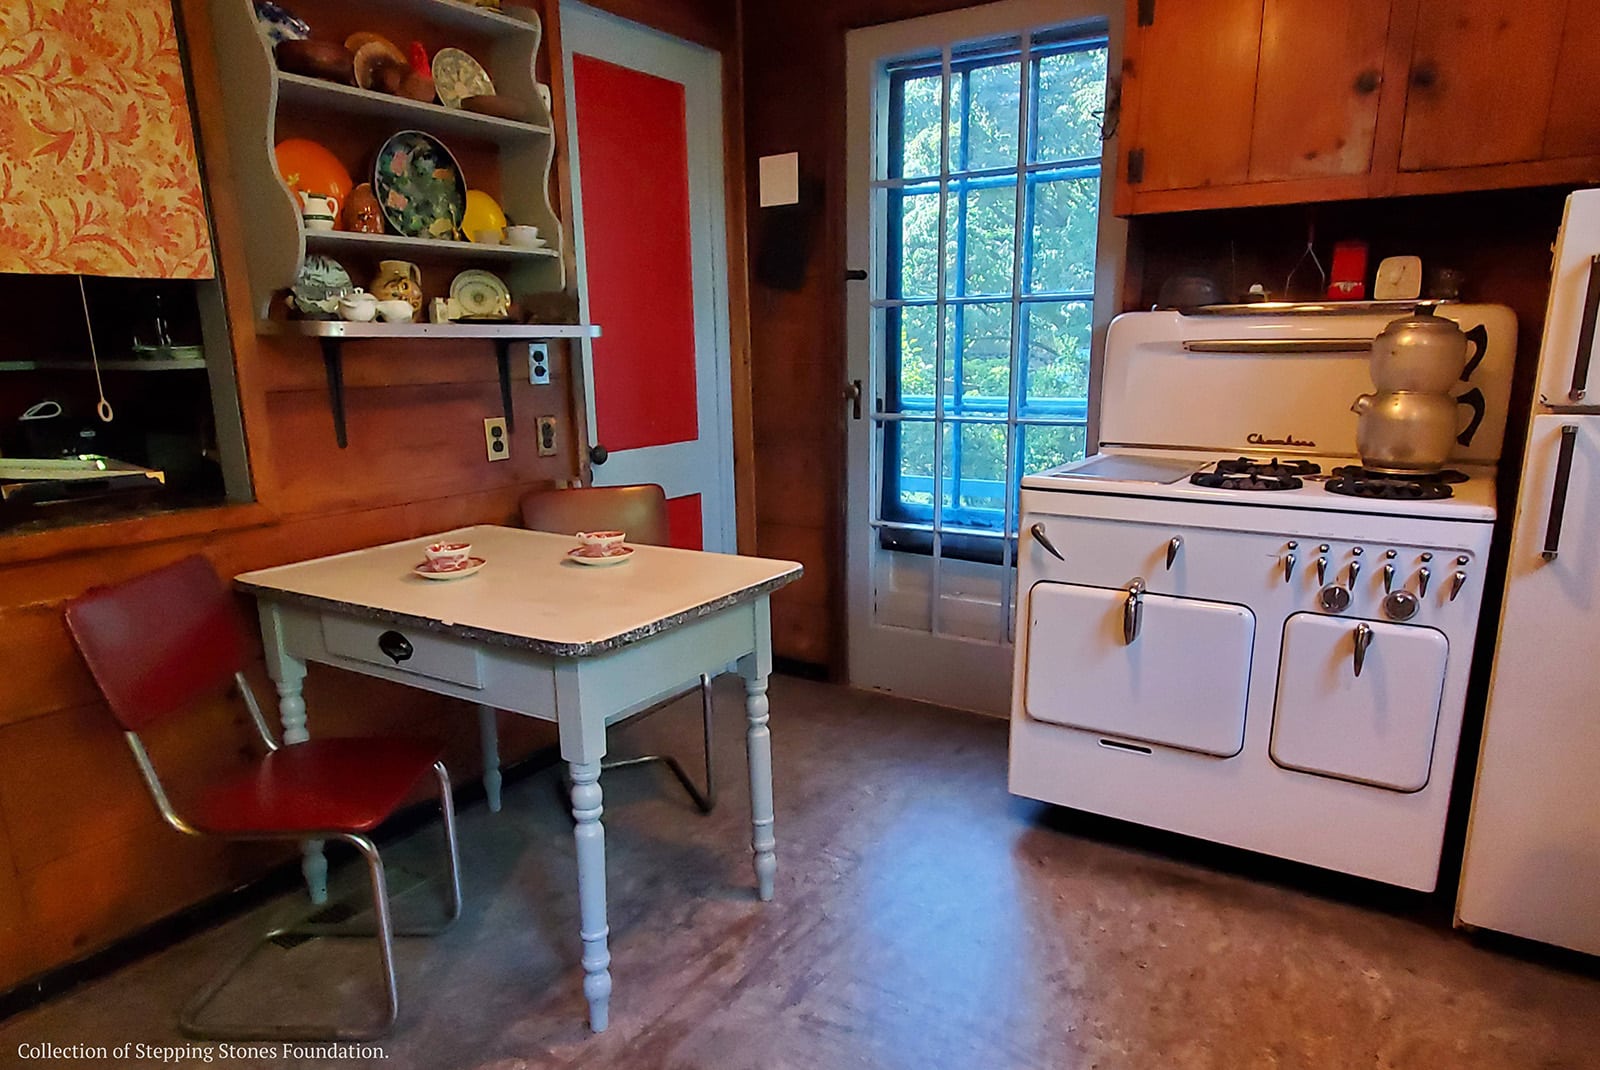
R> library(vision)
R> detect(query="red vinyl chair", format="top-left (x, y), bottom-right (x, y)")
top-left (472, 485), bottom-right (716, 815)
top-left (64, 555), bottom-right (462, 1040)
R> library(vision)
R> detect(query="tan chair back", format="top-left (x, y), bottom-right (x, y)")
top-left (519, 484), bottom-right (671, 547)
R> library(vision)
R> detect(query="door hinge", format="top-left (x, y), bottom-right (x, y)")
top-left (1127, 148), bottom-right (1145, 184)
top-left (1137, 0), bottom-right (1155, 27)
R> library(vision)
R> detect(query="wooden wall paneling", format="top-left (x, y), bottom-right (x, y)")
top-left (723, 1), bottom-right (759, 554)
top-left (1247, 0), bottom-right (1392, 182)
top-left (0, 606), bottom-right (102, 729)
top-left (1397, 0), bottom-right (1566, 172)
top-left (1120, 0), bottom-right (1264, 194)
top-left (0, 811), bottom-right (35, 985)
top-left (574, 0), bottom-right (736, 50)
top-left (1543, 2), bottom-right (1600, 160)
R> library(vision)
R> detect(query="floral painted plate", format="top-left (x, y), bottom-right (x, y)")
top-left (432, 48), bottom-right (495, 109)
top-left (289, 254), bottom-right (352, 319)
top-left (374, 130), bottom-right (466, 240)
top-left (450, 270), bottom-right (512, 320)
top-left (254, 1), bottom-right (310, 45)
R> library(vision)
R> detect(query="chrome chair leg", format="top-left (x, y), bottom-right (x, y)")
top-left (434, 760), bottom-right (464, 922)
top-left (591, 674), bottom-right (717, 814)
top-left (179, 833), bottom-right (401, 1041)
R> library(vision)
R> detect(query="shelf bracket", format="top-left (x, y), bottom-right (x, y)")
top-left (319, 337), bottom-right (348, 449)
top-left (495, 340), bottom-right (515, 432)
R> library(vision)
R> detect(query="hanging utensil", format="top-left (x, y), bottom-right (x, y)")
top-left (76, 276), bottom-right (114, 423)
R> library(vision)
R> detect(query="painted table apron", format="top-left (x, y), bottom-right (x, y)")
top-left (235, 525), bottom-right (801, 1032)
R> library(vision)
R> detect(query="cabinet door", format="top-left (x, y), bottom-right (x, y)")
top-left (1025, 582), bottom-right (1255, 757)
top-left (1247, 0), bottom-right (1391, 181)
top-left (1123, 0), bottom-right (1263, 192)
top-left (1271, 614), bottom-right (1448, 792)
top-left (1398, 0), bottom-right (1567, 171)
top-left (1544, 5), bottom-right (1600, 159)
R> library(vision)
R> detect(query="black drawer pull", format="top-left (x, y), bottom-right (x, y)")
top-left (1542, 425), bottom-right (1579, 561)
top-left (378, 630), bottom-right (414, 664)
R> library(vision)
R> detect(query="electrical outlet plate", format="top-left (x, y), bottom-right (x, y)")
top-left (536, 415), bottom-right (558, 457)
top-left (484, 417), bottom-right (509, 462)
top-left (528, 342), bottom-right (550, 385)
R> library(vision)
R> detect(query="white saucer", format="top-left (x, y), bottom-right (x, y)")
top-left (566, 545), bottom-right (634, 567)
top-left (414, 556), bottom-right (487, 580)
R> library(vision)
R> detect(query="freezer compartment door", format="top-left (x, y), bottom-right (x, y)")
top-left (1024, 582), bottom-right (1254, 757)
top-left (1458, 414), bottom-right (1600, 955)
top-left (1537, 190), bottom-right (1600, 405)
top-left (1270, 614), bottom-right (1448, 792)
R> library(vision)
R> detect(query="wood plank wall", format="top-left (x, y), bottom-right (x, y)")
top-left (0, 0), bottom-right (596, 993)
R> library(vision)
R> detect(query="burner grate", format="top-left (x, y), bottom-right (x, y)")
top-left (1191, 457), bottom-right (1321, 492)
top-left (1324, 466), bottom-right (1465, 501)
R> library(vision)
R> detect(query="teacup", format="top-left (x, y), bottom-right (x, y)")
top-left (424, 541), bottom-right (472, 568)
top-left (505, 225), bottom-right (543, 248)
top-left (337, 289), bottom-right (378, 322)
top-left (376, 299), bottom-right (414, 323)
top-left (576, 530), bottom-right (625, 550)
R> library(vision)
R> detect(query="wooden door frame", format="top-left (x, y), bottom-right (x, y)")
top-left (543, 0), bottom-right (757, 554)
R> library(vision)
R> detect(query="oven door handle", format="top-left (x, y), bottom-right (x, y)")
top-left (1352, 623), bottom-right (1373, 678)
top-left (1123, 578), bottom-right (1146, 645)
top-left (1030, 523), bottom-right (1065, 562)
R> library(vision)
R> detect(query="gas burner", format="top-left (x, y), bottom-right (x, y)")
top-left (1191, 457), bottom-right (1321, 491)
top-left (1324, 466), bottom-right (1466, 501)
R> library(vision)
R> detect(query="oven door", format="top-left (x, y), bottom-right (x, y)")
top-left (1023, 581), bottom-right (1255, 757)
top-left (1270, 614), bottom-right (1448, 792)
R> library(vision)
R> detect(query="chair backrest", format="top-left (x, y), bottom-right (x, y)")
top-left (520, 484), bottom-right (671, 547)
top-left (64, 555), bottom-right (248, 733)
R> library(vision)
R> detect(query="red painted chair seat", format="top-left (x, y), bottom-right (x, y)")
top-left (192, 738), bottom-right (444, 836)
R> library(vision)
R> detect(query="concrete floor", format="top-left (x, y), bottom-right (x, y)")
top-left (4, 675), bottom-right (1598, 1069)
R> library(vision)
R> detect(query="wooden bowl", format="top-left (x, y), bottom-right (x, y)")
top-left (461, 94), bottom-right (533, 123)
top-left (275, 39), bottom-right (354, 84)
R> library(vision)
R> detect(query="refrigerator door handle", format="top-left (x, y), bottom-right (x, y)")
top-left (1542, 425), bottom-right (1579, 561)
top-left (1569, 255), bottom-right (1600, 402)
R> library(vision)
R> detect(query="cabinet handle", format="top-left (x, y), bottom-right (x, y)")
top-left (844, 379), bottom-right (863, 421)
top-left (1410, 63), bottom-right (1438, 90)
top-left (1031, 523), bottom-right (1064, 561)
top-left (1353, 623), bottom-right (1373, 678)
top-left (589, 443), bottom-right (609, 466)
top-left (1123, 578), bottom-right (1146, 645)
top-left (1570, 255), bottom-right (1600, 401)
top-left (1542, 424), bottom-right (1579, 561)
top-left (1353, 68), bottom-right (1381, 95)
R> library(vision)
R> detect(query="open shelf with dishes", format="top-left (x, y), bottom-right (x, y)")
top-left (211, 0), bottom-right (572, 324)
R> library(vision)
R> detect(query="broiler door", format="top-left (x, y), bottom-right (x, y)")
top-left (1024, 582), bottom-right (1255, 757)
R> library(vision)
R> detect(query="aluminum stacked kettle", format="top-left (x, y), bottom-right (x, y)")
top-left (1351, 311), bottom-right (1488, 472)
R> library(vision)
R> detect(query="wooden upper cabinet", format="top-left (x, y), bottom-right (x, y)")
top-left (1247, 0), bottom-right (1392, 182)
top-left (1543, 4), bottom-right (1600, 159)
top-left (1398, 0), bottom-right (1566, 171)
top-left (1119, 0), bottom-right (1262, 193)
top-left (1115, 0), bottom-right (1600, 214)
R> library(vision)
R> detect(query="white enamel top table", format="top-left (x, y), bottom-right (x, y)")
top-left (235, 525), bottom-right (802, 1032)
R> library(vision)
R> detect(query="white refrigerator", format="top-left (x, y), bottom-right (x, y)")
top-left (1457, 188), bottom-right (1600, 955)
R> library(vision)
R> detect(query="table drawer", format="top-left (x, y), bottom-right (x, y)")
top-left (321, 616), bottom-right (485, 689)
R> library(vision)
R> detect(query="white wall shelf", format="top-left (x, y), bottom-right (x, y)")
top-left (0, 358), bottom-right (209, 373)
top-left (210, 0), bottom-right (566, 319)
top-left (276, 73), bottom-right (552, 144)
top-left (304, 230), bottom-right (559, 263)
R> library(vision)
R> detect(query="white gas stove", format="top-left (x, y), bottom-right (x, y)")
top-left (1008, 304), bottom-right (1516, 891)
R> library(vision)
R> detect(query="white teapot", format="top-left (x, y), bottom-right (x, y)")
top-left (337, 288), bottom-right (378, 322)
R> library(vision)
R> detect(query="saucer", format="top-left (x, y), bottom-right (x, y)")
top-left (414, 556), bottom-right (486, 580)
top-left (566, 545), bottom-right (634, 567)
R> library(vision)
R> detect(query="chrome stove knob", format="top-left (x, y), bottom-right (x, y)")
top-left (1383, 589), bottom-right (1419, 622)
top-left (1319, 584), bottom-right (1352, 613)
top-left (1316, 556), bottom-right (1329, 585)
top-left (1450, 571), bottom-right (1468, 602)
top-left (1417, 567), bottom-right (1431, 597)
top-left (1382, 563), bottom-right (1396, 592)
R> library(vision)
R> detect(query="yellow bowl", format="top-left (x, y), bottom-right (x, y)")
top-left (463, 189), bottom-right (507, 243)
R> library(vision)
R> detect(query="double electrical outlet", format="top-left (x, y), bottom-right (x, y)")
top-left (483, 416), bottom-right (559, 461)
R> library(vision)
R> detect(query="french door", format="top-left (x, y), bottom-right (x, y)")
top-left (845, 0), bottom-right (1124, 713)
top-left (561, 2), bottom-right (736, 552)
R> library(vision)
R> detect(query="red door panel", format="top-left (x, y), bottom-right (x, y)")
top-left (572, 54), bottom-right (699, 453)
top-left (666, 493), bottom-right (703, 550)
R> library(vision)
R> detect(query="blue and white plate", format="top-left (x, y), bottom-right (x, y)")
top-left (254, 1), bottom-right (310, 45)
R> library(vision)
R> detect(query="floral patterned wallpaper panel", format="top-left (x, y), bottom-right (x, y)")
top-left (0, 0), bottom-right (215, 278)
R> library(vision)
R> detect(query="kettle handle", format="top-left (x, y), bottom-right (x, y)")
top-left (1460, 323), bottom-right (1489, 381)
top-left (1456, 387), bottom-right (1486, 446)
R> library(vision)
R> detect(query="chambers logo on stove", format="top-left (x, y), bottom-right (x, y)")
top-left (1247, 432), bottom-right (1317, 448)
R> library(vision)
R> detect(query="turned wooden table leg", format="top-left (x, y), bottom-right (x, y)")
top-left (568, 759), bottom-right (612, 1032)
top-left (742, 672), bottom-right (776, 901)
top-left (270, 656), bottom-right (327, 906)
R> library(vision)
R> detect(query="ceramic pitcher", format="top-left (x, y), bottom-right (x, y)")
top-left (371, 260), bottom-right (423, 316)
